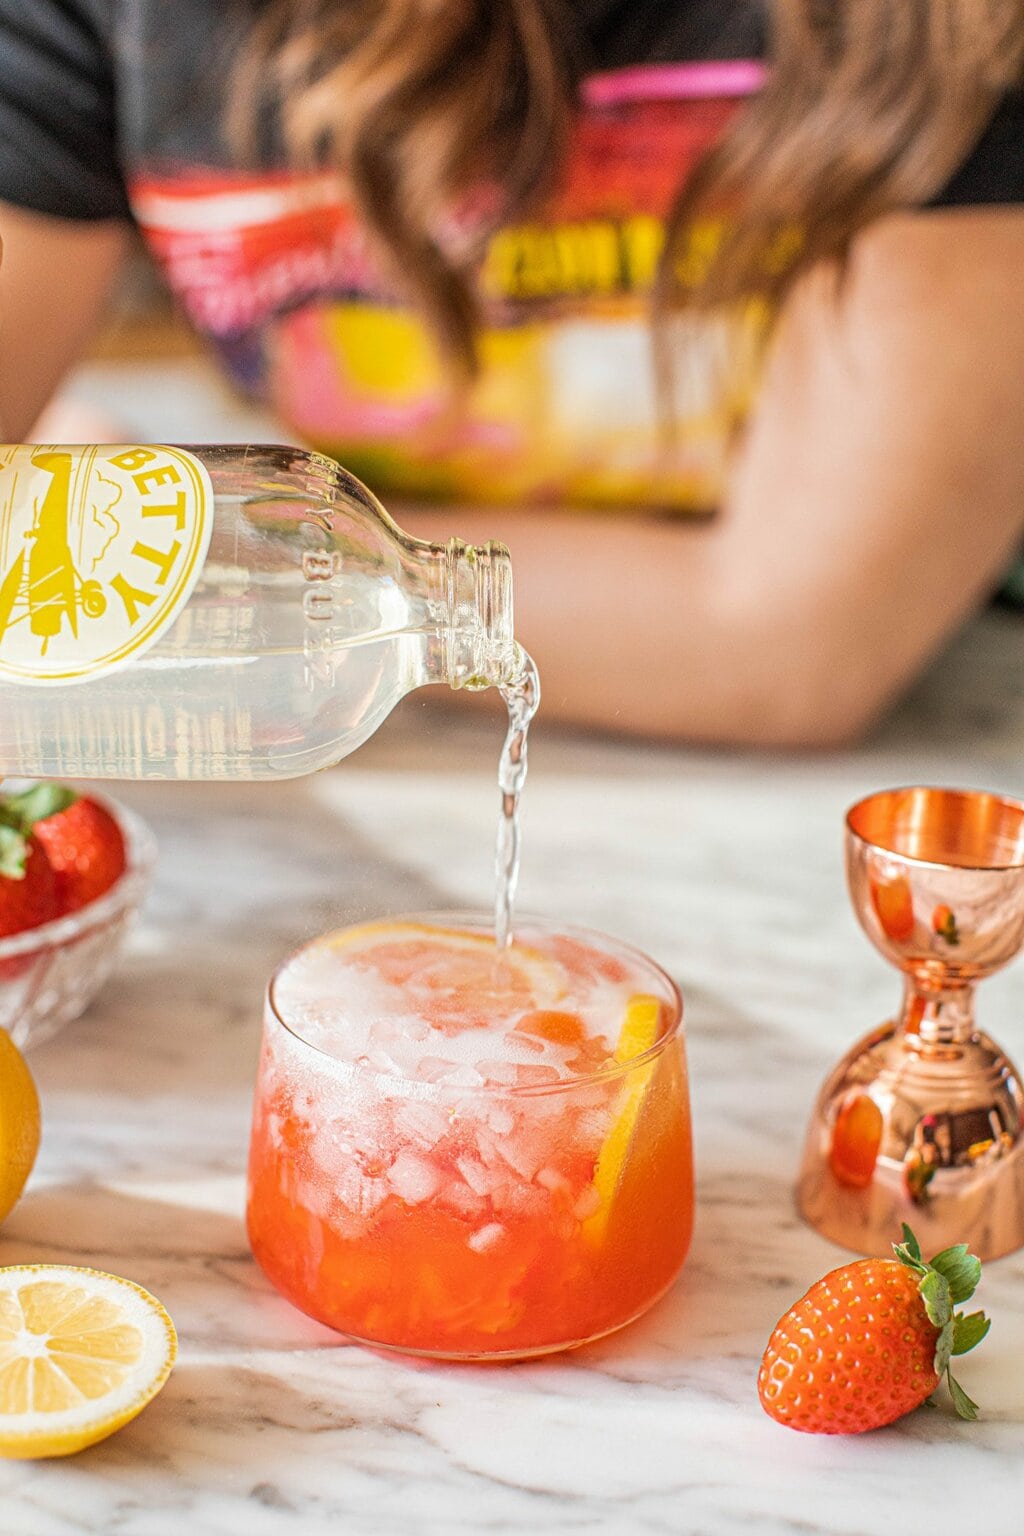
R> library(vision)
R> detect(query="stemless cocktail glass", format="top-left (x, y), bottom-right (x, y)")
top-left (247, 913), bottom-right (693, 1359)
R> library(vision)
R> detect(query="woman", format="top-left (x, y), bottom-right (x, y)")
top-left (0, 1), bottom-right (1021, 745)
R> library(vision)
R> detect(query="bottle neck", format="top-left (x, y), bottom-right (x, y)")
top-left (428, 537), bottom-right (520, 691)
top-left (225, 448), bottom-right (521, 694)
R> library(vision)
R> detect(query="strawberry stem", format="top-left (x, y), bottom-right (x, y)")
top-left (892, 1224), bottom-right (989, 1421)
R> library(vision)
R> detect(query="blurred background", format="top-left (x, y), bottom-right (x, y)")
top-left (36, 241), bottom-right (289, 446)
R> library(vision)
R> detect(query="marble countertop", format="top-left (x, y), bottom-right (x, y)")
top-left (1, 611), bottom-right (1024, 1534)
top-left (3, 356), bottom-right (1024, 1533)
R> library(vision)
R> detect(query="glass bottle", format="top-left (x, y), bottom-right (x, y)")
top-left (0, 443), bottom-right (519, 779)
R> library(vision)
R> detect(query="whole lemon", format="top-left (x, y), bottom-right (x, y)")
top-left (0, 1029), bottom-right (40, 1224)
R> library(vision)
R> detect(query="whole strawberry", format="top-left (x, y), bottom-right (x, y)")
top-left (0, 827), bottom-right (60, 938)
top-left (759, 1226), bottom-right (990, 1433)
top-left (1, 785), bottom-right (126, 914)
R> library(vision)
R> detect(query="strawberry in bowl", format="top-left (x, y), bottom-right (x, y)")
top-left (0, 824), bottom-right (61, 941)
top-left (1, 784), bottom-right (127, 915)
top-left (0, 783), bottom-right (155, 1050)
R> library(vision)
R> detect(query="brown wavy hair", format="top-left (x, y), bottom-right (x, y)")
top-left (230, 0), bottom-right (1024, 376)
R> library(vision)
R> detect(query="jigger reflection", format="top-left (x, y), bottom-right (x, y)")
top-left (799, 786), bottom-right (1024, 1261)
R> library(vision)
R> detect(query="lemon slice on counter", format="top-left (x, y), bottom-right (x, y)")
top-left (0, 1266), bottom-right (177, 1458)
top-left (0, 1031), bottom-right (40, 1227)
top-left (583, 994), bottom-right (663, 1244)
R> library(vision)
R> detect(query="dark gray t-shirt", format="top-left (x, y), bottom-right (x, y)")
top-left (0, 0), bottom-right (1019, 222)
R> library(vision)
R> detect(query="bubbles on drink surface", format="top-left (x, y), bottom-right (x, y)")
top-left (270, 917), bottom-right (653, 1092)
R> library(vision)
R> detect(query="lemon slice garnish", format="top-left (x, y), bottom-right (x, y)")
top-left (320, 919), bottom-right (567, 1010)
top-left (583, 994), bottom-right (663, 1244)
top-left (0, 1030), bottom-right (40, 1227)
top-left (0, 1266), bottom-right (176, 1458)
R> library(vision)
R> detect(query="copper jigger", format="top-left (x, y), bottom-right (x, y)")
top-left (798, 786), bottom-right (1024, 1261)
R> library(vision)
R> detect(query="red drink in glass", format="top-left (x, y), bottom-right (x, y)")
top-left (247, 915), bottom-right (693, 1358)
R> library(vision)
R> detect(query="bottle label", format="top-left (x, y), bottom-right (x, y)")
top-left (0, 445), bottom-right (214, 685)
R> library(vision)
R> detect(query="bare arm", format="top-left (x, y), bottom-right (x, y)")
top-left (400, 210), bottom-right (1024, 747)
top-left (0, 202), bottom-right (129, 440)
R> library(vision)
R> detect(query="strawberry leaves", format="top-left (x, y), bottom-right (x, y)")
top-left (892, 1223), bottom-right (989, 1420)
top-left (946, 1374), bottom-right (980, 1422)
top-left (919, 1269), bottom-right (951, 1330)
top-left (893, 1225), bottom-right (923, 1266)
top-left (0, 784), bottom-right (77, 830)
top-left (952, 1311), bottom-right (991, 1356)
top-left (0, 826), bottom-right (29, 881)
top-left (931, 1244), bottom-right (982, 1304)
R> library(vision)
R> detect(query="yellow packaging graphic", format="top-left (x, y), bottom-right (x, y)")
top-left (0, 445), bottom-right (213, 685)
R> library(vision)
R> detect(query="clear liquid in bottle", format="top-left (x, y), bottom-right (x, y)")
top-left (0, 443), bottom-right (520, 780)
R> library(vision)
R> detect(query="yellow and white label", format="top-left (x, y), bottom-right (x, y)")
top-left (0, 445), bottom-right (213, 685)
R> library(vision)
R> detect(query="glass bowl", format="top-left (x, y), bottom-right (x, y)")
top-left (0, 799), bottom-right (157, 1051)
